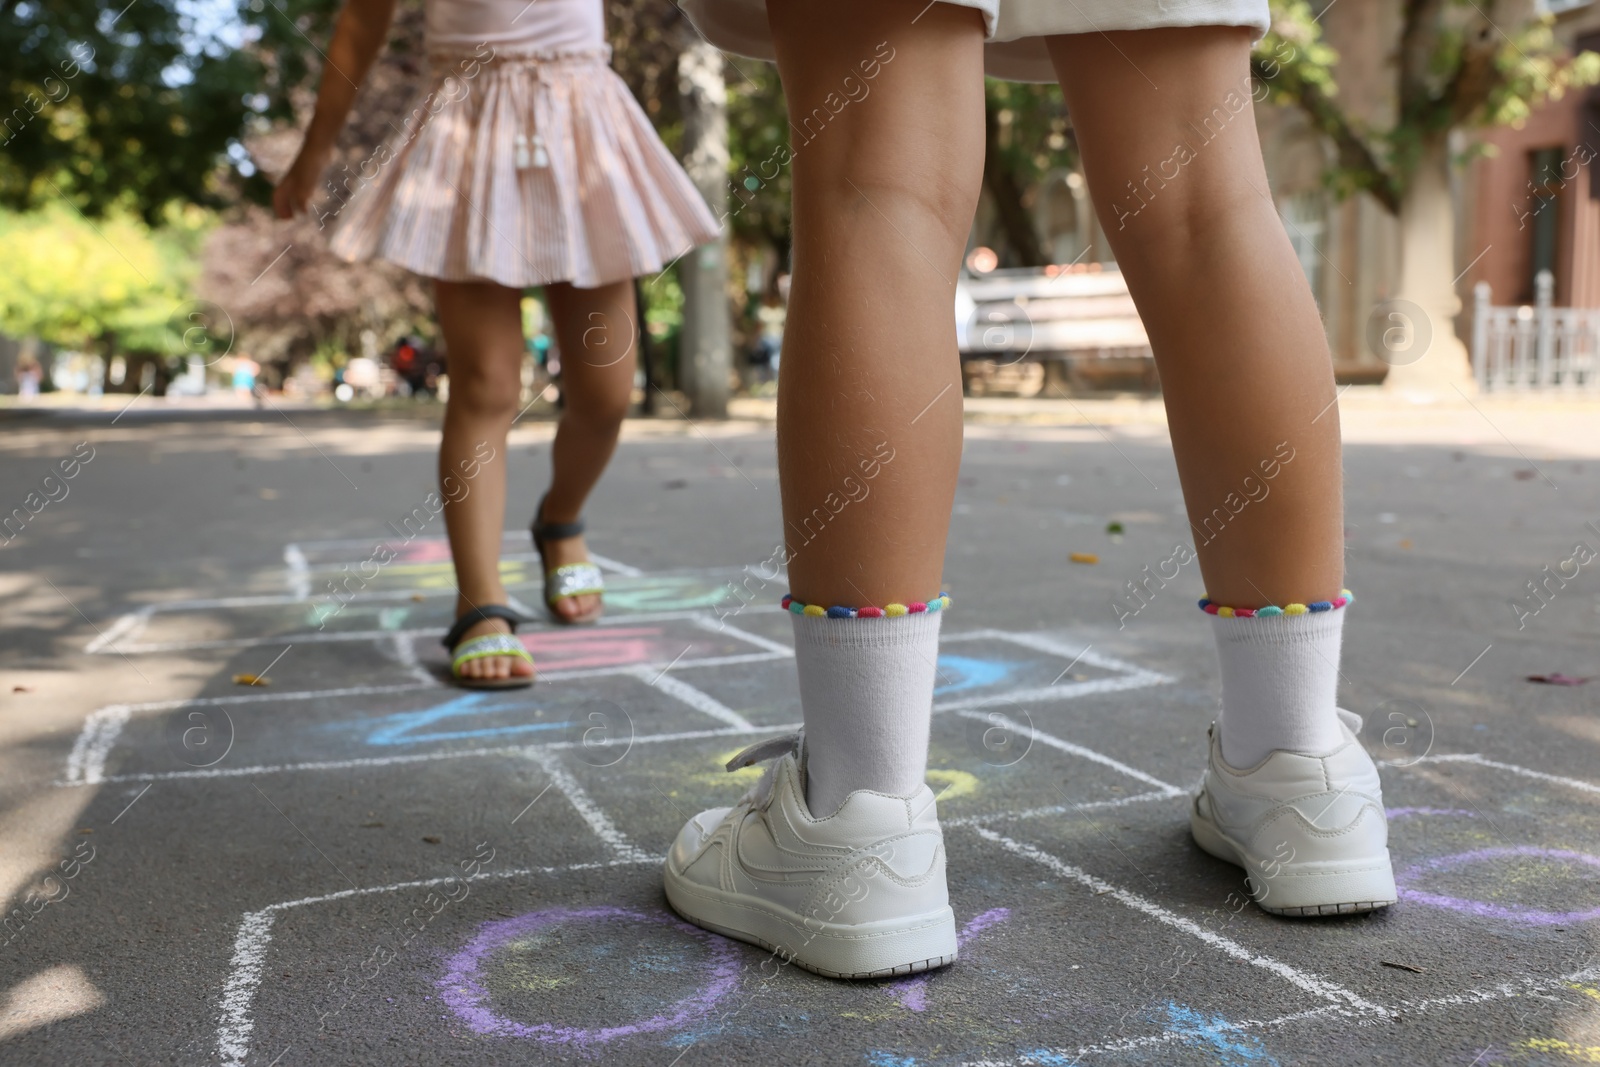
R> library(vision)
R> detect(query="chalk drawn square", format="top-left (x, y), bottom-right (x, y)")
top-left (668, 627), bottom-right (1172, 729)
top-left (220, 841), bottom-right (1328, 1067)
top-left (88, 671), bottom-right (728, 784)
top-left (989, 753), bottom-right (1600, 1015)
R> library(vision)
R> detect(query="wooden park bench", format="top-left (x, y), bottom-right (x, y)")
top-left (956, 264), bottom-right (1154, 396)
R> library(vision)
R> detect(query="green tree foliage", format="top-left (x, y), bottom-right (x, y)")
top-left (1251, 0), bottom-right (1600, 212)
top-left (983, 80), bottom-right (1078, 267)
top-left (2, 0), bottom-right (341, 221)
top-left (0, 203), bottom-right (206, 351)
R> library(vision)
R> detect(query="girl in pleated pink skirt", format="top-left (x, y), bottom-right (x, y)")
top-left (275, 0), bottom-right (720, 688)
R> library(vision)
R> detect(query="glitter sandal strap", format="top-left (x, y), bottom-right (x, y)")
top-left (450, 633), bottom-right (534, 675)
top-left (546, 562), bottom-right (605, 604)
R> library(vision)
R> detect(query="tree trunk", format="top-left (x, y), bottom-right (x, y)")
top-left (676, 39), bottom-right (731, 418)
top-left (1385, 136), bottom-right (1474, 394)
top-left (983, 105), bottom-right (1047, 268)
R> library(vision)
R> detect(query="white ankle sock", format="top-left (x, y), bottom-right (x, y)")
top-left (791, 610), bottom-right (941, 816)
top-left (1210, 609), bottom-right (1345, 767)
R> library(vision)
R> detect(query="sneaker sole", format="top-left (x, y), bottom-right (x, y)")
top-left (1189, 805), bottom-right (1397, 917)
top-left (663, 869), bottom-right (958, 980)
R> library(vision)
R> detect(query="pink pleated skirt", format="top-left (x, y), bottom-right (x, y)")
top-left (329, 47), bottom-right (721, 290)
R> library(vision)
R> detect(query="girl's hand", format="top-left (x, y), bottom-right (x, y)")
top-left (273, 149), bottom-right (328, 219)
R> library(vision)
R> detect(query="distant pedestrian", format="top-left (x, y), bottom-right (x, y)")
top-left (274, 0), bottom-right (719, 688)
top-left (230, 356), bottom-right (259, 399)
top-left (662, 0), bottom-right (1392, 979)
top-left (15, 353), bottom-right (42, 399)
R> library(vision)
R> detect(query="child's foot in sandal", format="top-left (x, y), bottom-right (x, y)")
top-left (532, 494), bottom-right (604, 625)
top-left (444, 604), bottom-right (534, 689)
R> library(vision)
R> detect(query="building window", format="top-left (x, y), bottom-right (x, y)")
top-left (1527, 146), bottom-right (1563, 300)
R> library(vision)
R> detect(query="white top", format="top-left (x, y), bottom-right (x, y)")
top-left (425, 0), bottom-right (604, 54)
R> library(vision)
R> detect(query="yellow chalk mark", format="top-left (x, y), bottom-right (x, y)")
top-left (1572, 984), bottom-right (1600, 1005)
top-left (925, 768), bottom-right (980, 803)
top-left (686, 748), bottom-right (765, 790)
top-left (1524, 1038), bottom-right (1600, 1062)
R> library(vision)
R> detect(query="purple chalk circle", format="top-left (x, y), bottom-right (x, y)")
top-left (438, 905), bottom-right (740, 1045)
top-left (1396, 847), bottom-right (1600, 926)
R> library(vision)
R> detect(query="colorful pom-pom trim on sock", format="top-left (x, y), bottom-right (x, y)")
top-left (781, 592), bottom-right (951, 619)
top-left (1198, 590), bottom-right (1352, 618)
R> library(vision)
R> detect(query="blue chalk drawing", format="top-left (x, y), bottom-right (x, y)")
top-left (866, 1053), bottom-right (919, 1067)
top-left (339, 691), bottom-right (574, 746)
top-left (1159, 1002), bottom-right (1278, 1066)
top-left (1016, 1052), bottom-right (1078, 1066)
top-left (934, 655), bottom-right (1018, 696)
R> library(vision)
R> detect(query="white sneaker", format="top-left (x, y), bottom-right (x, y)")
top-left (1190, 710), bottom-right (1397, 916)
top-left (663, 733), bottom-right (958, 979)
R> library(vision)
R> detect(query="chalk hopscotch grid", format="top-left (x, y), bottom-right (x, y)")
top-left (60, 616), bottom-right (1173, 787)
top-left (61, 542), bottom-right (1600, 1064)
top-left (210, 733), bottom-right (1600, 1067)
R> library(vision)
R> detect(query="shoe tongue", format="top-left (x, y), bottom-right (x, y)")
top-left (723, 732), bottom-right (800, 772)
top-left (1336, 708), bottom-right (1363, 734)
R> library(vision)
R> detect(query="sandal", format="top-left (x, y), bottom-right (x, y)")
top-left (442, 605), bottom-right (534, 689)
top-left (531, 493), bottom-right (605, 625)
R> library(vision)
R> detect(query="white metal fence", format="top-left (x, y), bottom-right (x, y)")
top-left (1473, 270), bottom-right (1600, 392)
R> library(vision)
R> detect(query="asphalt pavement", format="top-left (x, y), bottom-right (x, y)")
top-left (2, 393), bottom-right (1598, 1066)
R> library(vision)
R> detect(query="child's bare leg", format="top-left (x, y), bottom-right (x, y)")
top-left (1048, 28), bottom-right (1341, 610)
top-left (435, 279), bottom-right (529, 681)
top-left (538, 280), bottom-right (636, 621)
top-left (1049, 29), bottom-right (1348, 765)
top-left (662, 0), bottom-right (981, 977)
top-left (772, 0), bottom-right (985, 812)
top-left (1048, 30), bottom-right (1394, 917)
top-left (774, 1), bottom-right (982, 609)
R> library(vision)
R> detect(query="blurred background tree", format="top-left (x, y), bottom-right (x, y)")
top-left (1253, 0), bottom-right (1600, 388)
top-left (982, 80), bottom-right (1078, 268)
top-left (0, 0), bottom-right (1088, 391)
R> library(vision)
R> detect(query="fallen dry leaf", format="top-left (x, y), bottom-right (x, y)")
top-left (1069, 552), bottom-right (1099, 565)
top-left (1526, 673), bottom-right (1589, 686)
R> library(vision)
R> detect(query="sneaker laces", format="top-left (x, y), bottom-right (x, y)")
top-left (725, 731), bottom-right (802, 808)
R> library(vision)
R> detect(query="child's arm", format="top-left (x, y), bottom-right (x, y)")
top-left (273, 0), bottom-right (398, 219)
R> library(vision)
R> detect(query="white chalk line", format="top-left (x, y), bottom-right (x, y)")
top-left (64, 724), bottom-right (799, 787)
top-left (1402, 753), bottom-right (1600, 797)
top-left (93, 608), bottom-right (726, 655)
top-left (959, 1005), bottom-right (1346, 1066)
top-left (385, 632), bottom-right (439, 687)
top-left (283, 543), bottom-right (310, 601)
top-left (956, 710), bottom-right (1184, 796)
top-left (961, 967), bottom-right (1600, 1066)
top-left (972, 826), bottom-right (1387, 1016)
top-left (627, 665), bottom-right (755, 731)
top-left (688, 613), bottom-right (795, 657)
top-left (65, 705), bottom-right (132, 786)
top-left (525, 749), bottom-right (651, 863)
top-left (56, 650), bottom-right (786, 786)
top-left (941, 788), bottom-right (1175, 828)
top-left (65, 620), bottom-right (1158, 787)
top-left (933, 628), bottom-right (1172, 713)
top-left (217, 856), bottom-right (659, 1067)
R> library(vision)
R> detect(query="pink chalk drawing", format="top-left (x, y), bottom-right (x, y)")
top-left (1396, 847), bottom-right (1600, 926)
top-left (438, 906), bottom-right (741, 1046)
top-left (520, 628), bottom-right (674, 671)
top-left (888, 908), bottom-right (1011, 1012)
